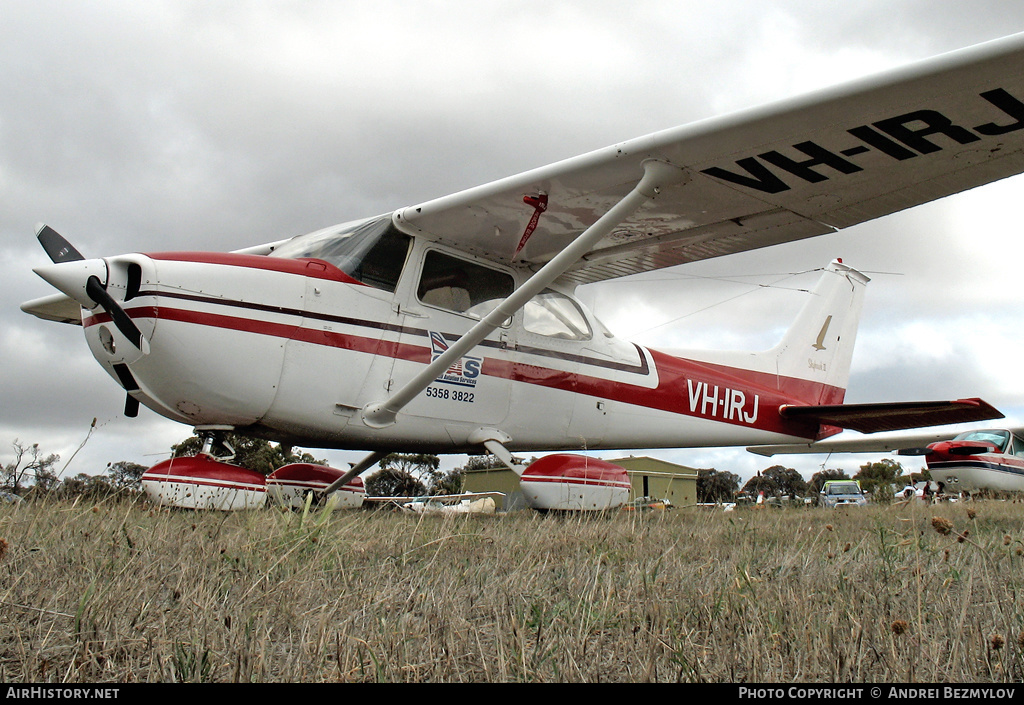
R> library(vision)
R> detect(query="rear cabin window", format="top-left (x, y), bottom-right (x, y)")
top-left (269, 215), bottom-right (411, 292)
top-left (524, 290), bottom-right (592, 340)
top-left (417, 251), bottom-right (514, 318)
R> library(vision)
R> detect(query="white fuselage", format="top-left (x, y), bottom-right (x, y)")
top-left (76, 233), bottom-right (859, 456)
top-left (927, 453), bottom-right (1024, 494)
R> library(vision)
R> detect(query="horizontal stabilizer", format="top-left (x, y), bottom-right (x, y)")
top-left (748, 421), bottom-right (1024, 458)
top-left (748, 431), bottom-right (959, 457)
top-left (779, 398), bottom-right (1003, 434)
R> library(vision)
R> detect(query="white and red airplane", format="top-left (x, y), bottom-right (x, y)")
top-left (20, 33), bottom-right (1024, 511)
top-left (750, 427), bottom-right (1024, 496)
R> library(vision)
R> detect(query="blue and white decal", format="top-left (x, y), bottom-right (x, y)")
top-left (430, 331), bottom-right (482, 389)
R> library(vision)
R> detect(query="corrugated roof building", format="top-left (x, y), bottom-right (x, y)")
top-left (605, 456), bottom-right (698, 507)
top-left (463, 455), bottom-right (698, 510)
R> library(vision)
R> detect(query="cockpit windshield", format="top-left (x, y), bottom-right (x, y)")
top-left (952, 429), bottom-right (1010, 451)
top-left (269, 215), bottom-right (411, 292)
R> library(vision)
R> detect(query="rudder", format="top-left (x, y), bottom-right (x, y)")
top-left (767, 259), bottom-right (869, 404)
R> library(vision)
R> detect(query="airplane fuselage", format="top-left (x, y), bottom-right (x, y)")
top-left (926, 431), bottom-right (1024, 494)
top-left (77, 226), bottom-right (848, 456)
top-left (27, 34), bottom-right (1024, 466)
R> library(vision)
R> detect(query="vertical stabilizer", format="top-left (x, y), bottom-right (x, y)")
top-left (767, 260), bottom-right (869, 404)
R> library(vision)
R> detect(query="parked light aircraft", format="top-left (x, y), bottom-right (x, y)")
top-left (140, 453), bottom-right (367, 511)
top-left (21, 33), bottom-right (1024, 510)
top-left (750, 427), bottom-right (1024, 495)
top-left (364, 492), bottom-right (505, 515)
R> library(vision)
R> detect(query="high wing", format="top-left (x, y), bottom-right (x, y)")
top-left (395, 33), bottom-right (1024, 284)
top-left (26, 35), bottom-right (1024, 340)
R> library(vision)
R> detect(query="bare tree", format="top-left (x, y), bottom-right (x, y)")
top-left (2, 441), bottom-right (59, 492)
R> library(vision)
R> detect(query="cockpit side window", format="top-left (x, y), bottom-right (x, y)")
top-left (1011, 435), bottom-right (1024, 457)
top-left (269, 215), bottom-right (411, 293)
top-left (417, 250), bottom-right (514, 318)
top-left (348, 226), bottom-right (411, 292)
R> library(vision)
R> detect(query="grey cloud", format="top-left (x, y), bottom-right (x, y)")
top-left (5, 2), bottom-right (1024, 481)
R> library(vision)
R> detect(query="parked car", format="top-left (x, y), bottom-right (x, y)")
top-left (819, 480), bottom-right (867, 508)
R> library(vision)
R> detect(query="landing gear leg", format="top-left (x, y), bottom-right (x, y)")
top-left (196, 427), bottom-right (236, 461)
top-left (481, 439), bottom-right (525, 476)
top-left (469, 428), bottom-right (525, 475)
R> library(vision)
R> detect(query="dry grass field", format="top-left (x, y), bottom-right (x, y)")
top-left (1, 496), bottom-right (1022, 683)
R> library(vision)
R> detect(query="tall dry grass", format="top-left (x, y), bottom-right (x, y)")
top-left (0, 496), bottom-right (1022, 682)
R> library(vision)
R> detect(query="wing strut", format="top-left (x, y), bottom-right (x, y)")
top-left (361, 159), bottom-right (688, 428)
top-left (319, 450), bottom-right (387, 496)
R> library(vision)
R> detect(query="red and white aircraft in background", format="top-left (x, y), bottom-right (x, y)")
top-left (750, 427), bottom-right (1024, 496)
top-left (21, 33), bottom-right (1024, 511)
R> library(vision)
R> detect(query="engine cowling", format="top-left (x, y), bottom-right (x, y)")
top-left (926, 439), bottom-right (1000, 461)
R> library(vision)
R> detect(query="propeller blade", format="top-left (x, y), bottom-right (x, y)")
top-left (36, 224), bottom-right (85, 263)
top-left (895, 447), bottom-right (933, 456)
top-left (85, 275), bottom-right (148, 352)
top-left (34, 224), bottom-right (146, 418)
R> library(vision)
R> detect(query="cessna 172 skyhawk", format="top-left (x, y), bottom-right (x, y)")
top-left (20, 33), bottom-right (1024, 511)
top-left (749, 427), bottom-right (1024, 496)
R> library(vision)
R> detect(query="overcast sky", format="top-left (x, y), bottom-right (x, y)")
top-left (4, 0), bottom-right (1024, 485)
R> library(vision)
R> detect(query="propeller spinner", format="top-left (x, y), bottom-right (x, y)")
top-left (33, 225), bottom-right (149, 354)
top-left (32, 224), bottom-right (148, 416)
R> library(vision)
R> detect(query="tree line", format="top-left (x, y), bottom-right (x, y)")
top-left (1, 438), bottom-right (149, 500)
top-left (5, 432), bottom-right (926, 505)
top-left (697, 458), bottom-right (929, 504)
top-left (1, 434), bottom-right (470, 501)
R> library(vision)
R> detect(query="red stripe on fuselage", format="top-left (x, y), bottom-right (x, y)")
top-left (520, 474), bottom-right (632, 489)
top-left (85, 305), bottom-right (431, 364)
top-left (145, 252), bottom-right (365, 285)
top-left (90, 298), bottom-right (834, 438)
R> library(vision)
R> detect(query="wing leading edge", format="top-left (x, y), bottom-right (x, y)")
top-left (394, 33), bottom-right (1024, 284)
